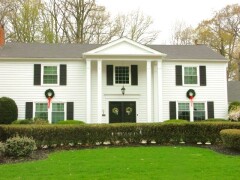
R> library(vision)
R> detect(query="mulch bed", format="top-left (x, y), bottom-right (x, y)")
top-left (1, 145), bottom-right (240, 165)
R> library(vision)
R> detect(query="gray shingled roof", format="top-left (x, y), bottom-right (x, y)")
top-left (0, 42), bottom-right (226, 60)
top-left (228, 81), bottom-right (240, 102)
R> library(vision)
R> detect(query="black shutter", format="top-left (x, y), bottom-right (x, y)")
top-left (67, 102), bottom-right (74, 120)
top-left (200, 66), bottom-right (206, 86)
top-left (169, 101), bottom-right (177, 119)
top-left (131, 65), bottom-right (138, 85)
top-left (34, 64), bottom-right (41, 85)
top-left (176, 65), bottom-right (182, 86)
top-left (25, 102), bottom-right (33, 119)
top-left (207, 102), bottom-right (214, 119)
top-left (60, 64), bottom-right (67, 85)
top-left (107, 65), bottom-right (113, 85)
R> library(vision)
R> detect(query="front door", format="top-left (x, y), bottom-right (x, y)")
top-left (109, 101), bottom-right (136, 123)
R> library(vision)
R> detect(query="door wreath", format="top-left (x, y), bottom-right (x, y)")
top-left (126, 107), bottom-right (133, 115)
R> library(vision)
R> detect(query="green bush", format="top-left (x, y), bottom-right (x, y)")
top-left (220, 129), bottom-right (240, 150)
top-left (228, 101), bottom-right (240, 112)
top-left (33, 118), bottom-right (49, 125)
top-left (1, 122), bottom-right (240, 148)
top-left (4, 135), bottom-right (37, 157)
top-left (0, 141), bottom-right (5, 156)
top-left (57, 120), bottom-right (85, 125)
top-left (0, 97), bottom-right (18, 124)
top-left (12, 119), bottom-right (33, 124)
top-left (201, 119), bottom-right (229, 123)
top-left (163, 119), bottom-right (189, 123)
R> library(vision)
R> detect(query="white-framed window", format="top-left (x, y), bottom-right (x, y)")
top-left (34, 102), bottom-right (65, 124)
top-left (178, 103), bottom-right (190, 121)
top-left (194, 103), bottom-right (205, 121)
top-left (35, 103), bottom-right (48, 120)
top-left (115, 66), bottom-right (130, 84)
top-left (177, 102), bottom-right (206, 121)
top-left (43, 65), bottom-right (59, 85)
top-left (184, 66), bottom-right (198, 85)
top-left (52, 103), bottom-right (65, 123)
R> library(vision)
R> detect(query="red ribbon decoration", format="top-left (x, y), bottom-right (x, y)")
top-left (48, 97), bottom-right (52, 108)
top-left (190, 96), bottom-right (194, 106)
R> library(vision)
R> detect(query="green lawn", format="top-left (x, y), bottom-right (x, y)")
top-left (1, 146), bottom-right (240, 179)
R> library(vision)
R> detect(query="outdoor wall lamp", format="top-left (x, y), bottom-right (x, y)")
top-left (121, 85), bottom-right (126, 95)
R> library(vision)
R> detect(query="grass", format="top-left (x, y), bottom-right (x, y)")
top-left (1, 146), bottom-right (240, 179)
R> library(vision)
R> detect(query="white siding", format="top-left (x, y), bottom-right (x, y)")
top-left (0, 60), bottom-right (86, 121)
top-left (162, 61), bottom-right (228, 120)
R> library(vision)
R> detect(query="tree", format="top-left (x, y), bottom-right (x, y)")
top-left (114, 10), bottom-right (159, 44)
top-left (171, 21), bottom-right (195, 45)
top-left (7, 0), bottom-right (44, 42)
top-left (195, 4), bottom-right (240, 79)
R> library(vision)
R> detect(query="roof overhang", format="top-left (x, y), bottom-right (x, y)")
top-left (83, 37), bottom-right (167, 60)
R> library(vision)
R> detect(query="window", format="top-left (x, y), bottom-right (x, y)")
top-left (178, 103), bottom-right (190, 121)
top-left (35, 103), bottom-right (48, 120)
top-left (43, 66), bottom-right (58, 84)
top-left (184, 67), bottom-right (198, 84)
top-left (194, 103), bottom-right (205, 121)
top-left (115, 66), bottom-right (129, 84)
top-left (52, 103), bottom-right (65, 123)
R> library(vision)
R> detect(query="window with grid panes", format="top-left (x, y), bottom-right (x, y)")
top-left (184, 67), bottom-right (198, 84)
top-left (35, 103), bottom-right (48, 120)
top-left (194, 103), bottom-right (205, 121)
top-left (178, 103), bottom-right (190, 121)
top-left (43, 66), bottom-right (58, 84)
top-left (52, 103), bottom-right (64, 123)
top-left (115, 66), bottom-right (129, 84)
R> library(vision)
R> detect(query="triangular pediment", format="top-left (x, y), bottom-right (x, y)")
top-left (83, 38), bottom-right (166, 57)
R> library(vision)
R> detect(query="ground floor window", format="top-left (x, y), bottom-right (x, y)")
top-left (35, 102), bottom-right (65, 123)
top-left (177, 102), bottom-right (206, 121)
top-left (194, 103), bottom-right (205, 121)
top-left (52, 103), bottom-right (65, 123)
top-left (178, 103), bottom-right (190, 120)
top-left (35, 103), bottom-right (48, 120)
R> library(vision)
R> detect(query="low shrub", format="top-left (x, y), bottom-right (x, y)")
top-left (57, 120), bottom-right (85, 125)
top-left (12, 119), bottom-right (33, 124)
top-left (33, 118), bottom-right (49, 125)
top-left (201, 119), bottom-right (229, 122)
top-left (163, 119), bottom-right (189, 123)
top-left (1, 122), bottom-right (240, 148)
top-left (220, 129), bottom-right (240, 150)
top-left (4, 135), bottom-right (37, 157)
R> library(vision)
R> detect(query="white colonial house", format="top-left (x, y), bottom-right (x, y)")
top-left (0, 26), bottom-right (228, 124)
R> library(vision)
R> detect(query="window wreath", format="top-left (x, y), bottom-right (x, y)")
top-left (186, 89), bottom-right (196, 99)
top-left (45, 89), bottom-right (55, 108)
top-left (186, 89), bottom-right (196, 106)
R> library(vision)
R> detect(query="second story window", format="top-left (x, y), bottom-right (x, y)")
top-left (184, 67), bottom-right (198, 85)
top-left (43, 66), bottom-right (58, 84)
top-left (115, 66), bottom-right (129, 84)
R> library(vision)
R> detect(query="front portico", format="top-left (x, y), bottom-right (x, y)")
top-left (83, 38), bottom-right (166, 123)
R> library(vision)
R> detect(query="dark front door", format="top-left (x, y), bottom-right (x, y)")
top-left (109, 101), bottom-right (136, 123)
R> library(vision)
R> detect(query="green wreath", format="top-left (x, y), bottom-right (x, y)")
top-left (186, 89), bottom-right (196, 99)
top-left (45, 89), bottom-right (55, 98)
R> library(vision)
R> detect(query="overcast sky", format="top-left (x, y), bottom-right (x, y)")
top-left (96, 0), bottom-right (239, 44)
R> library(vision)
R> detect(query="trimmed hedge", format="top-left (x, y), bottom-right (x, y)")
top-left (57, 120), bottom-right (85, 125)
top-left (220, 129), bottom-right (240, 150)
top-left (1, 122), bottom-right (240, 148)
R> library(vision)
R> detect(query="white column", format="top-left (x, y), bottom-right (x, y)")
top-left (147, 60), bottom-right (152, 122)
top-left (157, 60), bottom-right (163, 122)
top-left (86, 60), bottom-right (91, 123)
top-left (97, 60), bottom-right (102, 123)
